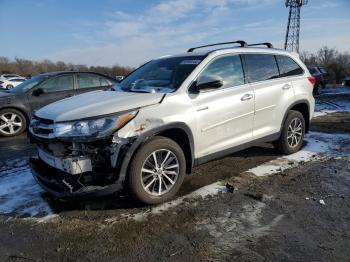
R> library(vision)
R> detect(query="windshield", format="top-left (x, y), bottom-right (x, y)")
top-left (8, 75), bottom-right (46, 93)
top-left (113, 56), bottom-right (205, 93)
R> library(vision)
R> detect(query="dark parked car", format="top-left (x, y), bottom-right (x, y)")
top-left (307, 66), bottom-right (328, 95)
top-left (342, 76), bottom-right (350, 87)
top-left (0, 71), bottom-right (117, 137)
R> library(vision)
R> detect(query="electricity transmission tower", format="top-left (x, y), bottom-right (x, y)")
top-left (284, 0), bottom-right (308, 53)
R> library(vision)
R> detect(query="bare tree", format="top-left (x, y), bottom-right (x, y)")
top-left (0, 57), bottom-right (133, 78)
top-left (317, 46), bottom-right (338, 67)
top-left (300, 47), bottom-right (350, 83)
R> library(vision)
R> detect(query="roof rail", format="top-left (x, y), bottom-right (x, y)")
top-left (248, 42), bottom-right (274, 48)
top-left (187, 40), bottom-right (248, 53)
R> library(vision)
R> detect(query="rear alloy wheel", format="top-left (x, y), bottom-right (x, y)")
top-left (6, 85), bottom-right (14, 90)
top-left (128, 136), bottom-right (186, 205)
top-left (0, 109), bottom-right (26, 137)
top-left (287, 118), bottom-right (303, 148)
top-left (274, 110), bottom-right (305, 155)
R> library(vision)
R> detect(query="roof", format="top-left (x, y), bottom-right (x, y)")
top-left (38, 71), bottom-right (115, 79)
top-left (158, 46), bottom-right (294, 60)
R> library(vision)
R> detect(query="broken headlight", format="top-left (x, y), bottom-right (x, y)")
top-left (53, 111), bottom-right (138, 140)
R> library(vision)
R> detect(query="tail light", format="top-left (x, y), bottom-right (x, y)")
top-left (307, 76), bottom-right (316, 86)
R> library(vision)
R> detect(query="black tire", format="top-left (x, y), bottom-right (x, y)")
top-left (6, 85), bottom-right (14, 90)
top-left (128, 136), bottom-right (186, 205)
top-left (0, 109), bottom-right (27, 137)
top-left (274, 110), bottom-right (305, 155)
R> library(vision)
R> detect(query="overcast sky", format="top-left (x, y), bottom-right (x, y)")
top-left (0, 0), bottom-right (349, 67)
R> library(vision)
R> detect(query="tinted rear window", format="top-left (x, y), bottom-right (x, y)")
top-left (244, 54), bottom-right (279, 83)
top-left (276, 55), bottom-right (303, 77)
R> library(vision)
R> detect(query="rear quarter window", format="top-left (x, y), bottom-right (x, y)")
top-left (276, 55), bottom-right (304, 77)
top-left (243, 54), bottom-right (279, 83)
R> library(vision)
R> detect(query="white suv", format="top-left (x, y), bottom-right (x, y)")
top-left (29, 41), bottom-right (315, 204)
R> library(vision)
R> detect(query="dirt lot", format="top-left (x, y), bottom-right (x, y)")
top-left (0, 88), bottom-right (349, 261)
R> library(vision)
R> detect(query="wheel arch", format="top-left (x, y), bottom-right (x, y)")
top-left (118, 122), bottom-right (195, 187)
top-left (282, 100), bottom-right (310, 133)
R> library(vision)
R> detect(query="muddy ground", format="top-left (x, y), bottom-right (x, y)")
top-left (0, 88), bottom-right (349, 261)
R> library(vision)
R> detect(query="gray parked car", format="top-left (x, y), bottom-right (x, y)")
top-left (0, 71), bottom-right (116, 137)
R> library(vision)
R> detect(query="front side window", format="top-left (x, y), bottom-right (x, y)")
top-left (276, 55), bottom-right (303, 77)
top-left (8, 75), bottom-right (45, 93)
top-left (40, 75), bottom-right (74, 93)
top-left (12, 79), bottom-right (25, 82)
top-left (244, 54), bottom-right (279, 83)
top-left (115, 56), bottom-right (205, 93)
top-left (77, 73), bottom-right (103, 89)
top-left (198, 55), bottom-right (245, 89)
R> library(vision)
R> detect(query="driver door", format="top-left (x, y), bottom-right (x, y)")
top-left (191, 55), bottom-right (255, 158)
top-left (29, 74), bottom-right (76, 111)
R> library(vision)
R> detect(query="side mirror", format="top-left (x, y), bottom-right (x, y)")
top-left (32, 88), bottom-right (44, 96)
top-left (196, 75), bottom-right (223, 91)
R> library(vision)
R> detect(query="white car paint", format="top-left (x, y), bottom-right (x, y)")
top-left (0, 77), bottom-right (26, 89)
top-left (0, 74), bottom-right (24, 80)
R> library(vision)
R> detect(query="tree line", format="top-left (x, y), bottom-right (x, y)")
top-left (300, 46), bottom-right (350, 83)
top-left (0, 57), bottom-right (133, 78)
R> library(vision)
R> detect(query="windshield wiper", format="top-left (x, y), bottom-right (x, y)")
top-left (129, 89), bottom-right (153, 93)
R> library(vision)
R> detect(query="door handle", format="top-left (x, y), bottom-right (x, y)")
top-left (241, 94), bottom-right (253, 101)
top-left (282, 84), bottom-right (292, 90)
top-left (65, 94), bottom-right (73, 98)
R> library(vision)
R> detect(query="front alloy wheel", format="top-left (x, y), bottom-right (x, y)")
top-left (129, 136), bottom-right (186, 204)
top-left (141, 149), bottom-right (180, 196)
top-left (0, 109), bottom-right (26, 137)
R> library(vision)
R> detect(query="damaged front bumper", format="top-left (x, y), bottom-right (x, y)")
top-left (28, 132), bottom-right (135, 199)
top-left (30, 157), bottom-right (122, 199)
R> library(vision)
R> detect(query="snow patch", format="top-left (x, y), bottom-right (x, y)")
top-left (196, 201), bottom-right (284, 256)
top-left (0, 158), bottom-right (53, 218)
top-left (314, 94), bottom-right (350, 117)
top-left (320, 87), bottom-right (350, 95)
top-left (106, 182), bottom-right (226, 223)
top-left (247, 132), bottom-right (350, 177)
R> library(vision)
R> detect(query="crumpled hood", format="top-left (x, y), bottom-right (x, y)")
top-left (35, 90), bottom-right (164, 122)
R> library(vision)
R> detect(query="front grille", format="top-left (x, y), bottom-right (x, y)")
top-left (34, 116), bottom-right (54, 125)
top-left (30, 116), bottom-right (55, 139)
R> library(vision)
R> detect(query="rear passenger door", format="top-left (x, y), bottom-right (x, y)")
top-left (76, 73), bottom-right (114, 95)
top-left (191, 54), bottom-right (255, 158)
top-left (243, 54), bottom-right (295, 139)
